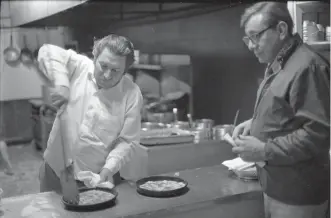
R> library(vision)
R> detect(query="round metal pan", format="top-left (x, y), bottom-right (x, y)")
top-left (136, 176), bottom-right (189, 198)
top-left (62, 187), bottom-right (118, 212)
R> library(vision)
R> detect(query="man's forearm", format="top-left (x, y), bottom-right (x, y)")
top-left (103, 138), bottom-right (135, 174)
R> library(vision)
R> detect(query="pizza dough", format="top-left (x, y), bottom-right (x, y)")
top-left (140, 180), bottom-right (186, 191)
top-left (78, 190), bottom-right (115, 205)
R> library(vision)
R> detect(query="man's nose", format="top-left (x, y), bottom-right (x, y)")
top-left (248, 40), bottom-right (257, 51)
top-left (103, 69), bottom-right (111, 79)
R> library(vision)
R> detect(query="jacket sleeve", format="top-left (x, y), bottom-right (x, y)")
top-left (102, 86), bottom-right (143, 174)
top-left (265, 62), bottom-right (330, 165)
top-left (37, 44), bottom-right (83, 87)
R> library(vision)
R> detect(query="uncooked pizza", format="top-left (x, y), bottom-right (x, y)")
top-left (140, 180), bottom-right (186, 191)
top-left (78, 190), bottom-right (115, 205)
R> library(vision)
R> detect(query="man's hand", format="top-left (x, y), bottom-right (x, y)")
top-left (232, 119), bottom-right (252, 139)
top-left (232, 135), bottom-right (267, 162)
top-left (50, 85), bottom-right (70, 109)
top-left (99, 168), bottom-right (115, 184)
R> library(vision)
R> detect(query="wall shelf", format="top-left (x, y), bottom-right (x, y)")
top-left (306, 41), bottom-right (330, 50)
top-left (296, 1), bottom-right (330, 13)
top-left (131, 64), bottom-right (162, 71)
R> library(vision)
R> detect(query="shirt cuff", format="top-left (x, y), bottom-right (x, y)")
top-left (54, 73), bottom-right (70, 88)
top-left (264, 139), bottom-right (274, 161)
top-left (102, 157), bottom-right (120, 175)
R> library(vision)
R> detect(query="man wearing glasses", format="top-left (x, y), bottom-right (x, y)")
top-left (232, 2), bottom-right (330, 218)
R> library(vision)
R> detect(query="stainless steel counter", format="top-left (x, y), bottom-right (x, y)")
top-left (2, 164), bottom-right (264, 218)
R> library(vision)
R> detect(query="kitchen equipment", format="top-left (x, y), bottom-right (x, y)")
top-left (187, 114), bottom-right (193, 128)
top-left (326, 26), bottom-right (331, 42)
top-left (194, 119), bottom-right (214, 130)
top-left (173, 108), bottom-right (178, 123)
top-left (172, 121), bottom-right (190, 130)
top-left (4, 31), bottom-right (20, 66)
top-left (136, 176), bottom-right (189, 198)
top-left (33, 33), bottom-right (40, 59)
top-left (58, 106), bottom-right (80, 205)
top-left (233, 110), bottom-right (240, 127)
top-left (146, 112), bottom-right (174, 123)
top-left (141, 122), bottom-right (171, 131)
top-left (20, 34), bottom-right (34, 65)
top-left (192, 119), bottom-right (214, 141)
top-left (3, 1), bottom-right (20, 67)
top-left (212, 124), bottom-right (235, 141)
top-left (140, 128), bottom-right (194, 146)
top-left (303, 20), bottom-right (309, 42)
top-left (191, 128), bottom-right (212, 143)
top-left (62, 187), bottom-right (118, 212)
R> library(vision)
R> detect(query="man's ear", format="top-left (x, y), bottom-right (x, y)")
top-left (277, 21), bottom-right (289, 40)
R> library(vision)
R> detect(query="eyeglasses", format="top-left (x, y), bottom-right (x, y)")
top-left (242, 24), bottom-right (277, 46)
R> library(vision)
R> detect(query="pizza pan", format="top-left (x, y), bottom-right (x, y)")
top-left (136, 176), bottom-right (189, 198)
top-left (62, 187), bottom-right (118, 212)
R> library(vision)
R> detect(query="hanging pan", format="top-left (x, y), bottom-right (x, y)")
top-left (20, 34), bottom-right (34, 65)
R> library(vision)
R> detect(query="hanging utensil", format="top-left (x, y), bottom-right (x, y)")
top-left (20, 34), bottom-right (34, 65)
top-left (3, 29), bottom-right (20, 66)
top-left (233, 110), bottom-right (240, 127)
top-left (33, 33), bottom-right (40, 60)
top-left (58, 106), bottom-right (80, 205)
top-left (3, 0), bottom-right (20, 66)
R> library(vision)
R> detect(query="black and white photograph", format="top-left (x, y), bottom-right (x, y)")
top-left (0, 0), bottom-right (330, 217)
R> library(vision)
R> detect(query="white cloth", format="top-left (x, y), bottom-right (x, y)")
top-left (222, 157), bottom-right (255, 171)
top-left (77, 171), bottom-right (114, 189)
top-left (38, 44), bottom-right (143, 178)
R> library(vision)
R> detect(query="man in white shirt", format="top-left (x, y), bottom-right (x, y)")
top-left (37, 34), bottom-right (143, 193)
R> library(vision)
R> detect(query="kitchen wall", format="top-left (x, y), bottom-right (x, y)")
top-left (0, 1), bottom-right (74, 142)
top-left (112, 3), bottom-right (265, 124)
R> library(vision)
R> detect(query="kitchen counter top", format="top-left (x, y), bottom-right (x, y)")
top-left (2, 164), bottom-right (263, 218)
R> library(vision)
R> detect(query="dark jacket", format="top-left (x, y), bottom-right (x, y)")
top-left (250, 34), bottom-right (330, 205)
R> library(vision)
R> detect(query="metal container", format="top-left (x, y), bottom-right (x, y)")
top-left (212, 124), bottom-right (235, 141)
top-left (185, 119), bottom-right (214, 142)
top-left (146, 112), bottom-right (174, 123)
top-left (191, 128), bottom-right (212, 143)
top-left (141, 122), bottom-right (171, 131)
top-left (194, 119), bottom-right (214, 130)
top-left (172, 121), bottom-right (190, 130)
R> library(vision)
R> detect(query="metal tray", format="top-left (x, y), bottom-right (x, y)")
top-left (136, 176), bottom-right (189, 198)
top-left (140, 128), bottom-right (194, 145)
top-left (62, 187), bottom-right (118, 212)
top-left (140, 135), bottom-right (194, 146)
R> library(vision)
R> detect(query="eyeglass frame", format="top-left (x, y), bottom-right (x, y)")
top-left (242, 22), bottom-right (278, 46)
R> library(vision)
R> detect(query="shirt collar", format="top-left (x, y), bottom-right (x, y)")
top-left (87, 71), bottom-right (125, 92)
top-left (267, 33), bottom-right (302, 76)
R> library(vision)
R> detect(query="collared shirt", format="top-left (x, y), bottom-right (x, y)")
top-left (250, 34), bottom-right (330, 205)
top-left (38, 44), bottom-right (143, 178)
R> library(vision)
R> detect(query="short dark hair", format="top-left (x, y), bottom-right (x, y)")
top-left (240, 2), bottom-right (293, 35)
top-left (92, 34), bottom-right (135, 68)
